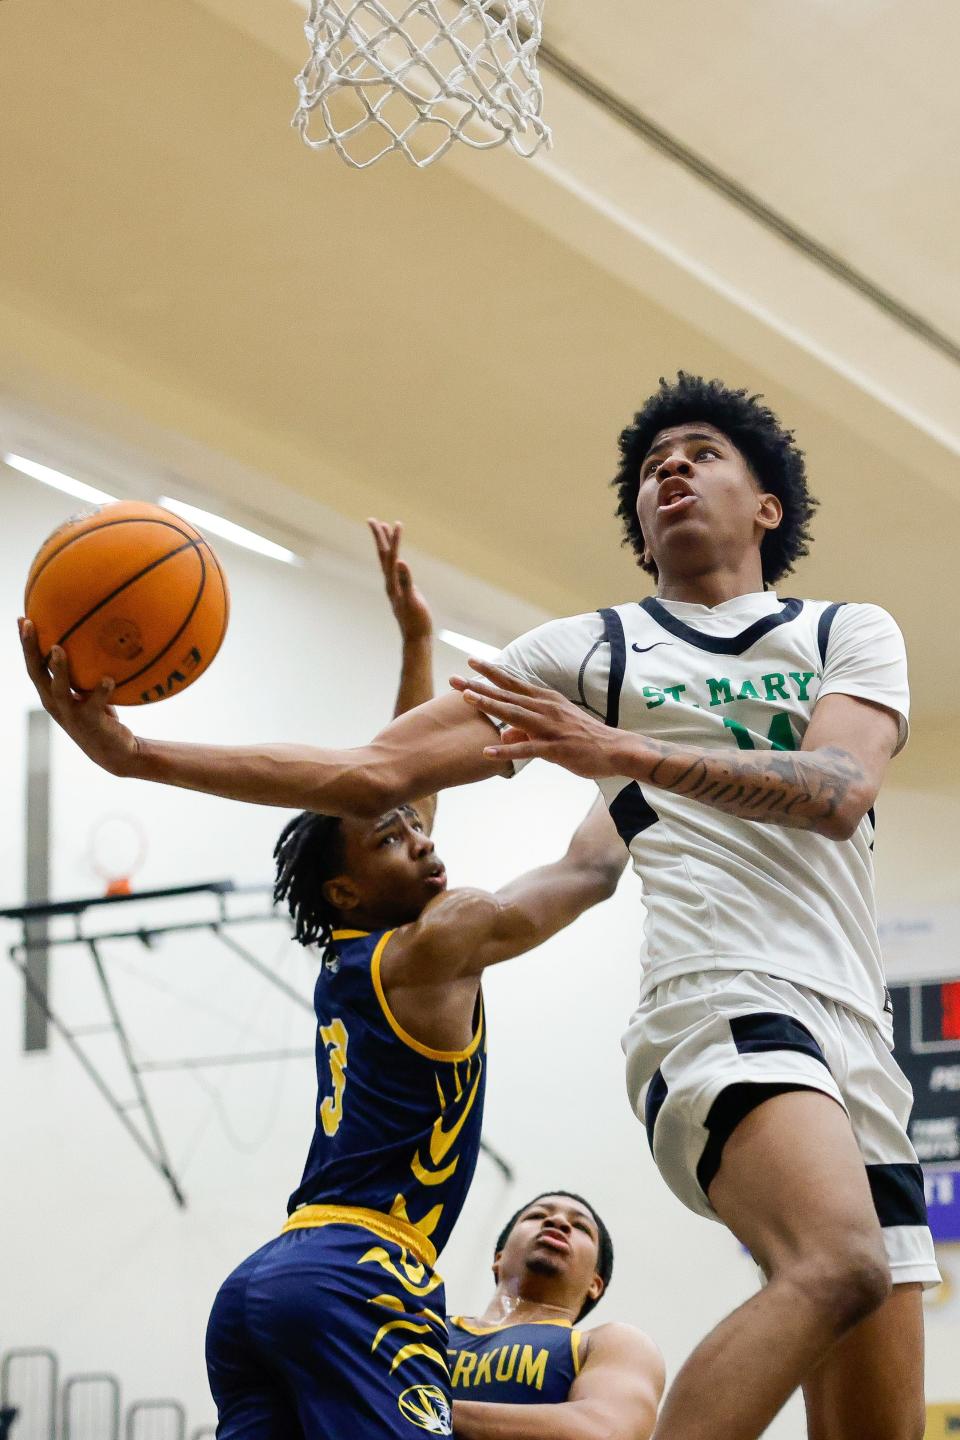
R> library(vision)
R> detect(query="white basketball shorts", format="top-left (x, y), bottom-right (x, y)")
top-left (622, 970), bottom-right (940, 1288)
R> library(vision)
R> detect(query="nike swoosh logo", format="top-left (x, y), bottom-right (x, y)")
top-left (429, 1066), bottom-right (482, 1165)
top-left (632, 642), bottom-right (671, 653)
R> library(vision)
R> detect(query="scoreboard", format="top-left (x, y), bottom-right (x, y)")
top-left (890, 977), bottom-right (960, 1243)
top-left (891, 978), bottom-right (960, 1164)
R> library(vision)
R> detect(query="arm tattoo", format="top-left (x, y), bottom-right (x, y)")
top-left (642, 743), bottom-right (866, 833)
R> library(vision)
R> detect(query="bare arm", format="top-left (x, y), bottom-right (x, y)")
top-left (626, 693), bottom-right (896, 841)
top-left (19, 621), bottom-right (506, 817)
top-left (480, 796), bottom-right (627, 963)
top-left (368, 518), bottom-right (437, 829)
top-left (384, 796), bottom-right (627, 996)
top-left (395, 637), bottom-right (434, 721)
top-left (453, 1325), bottom-right (665, 1440)
top-left (455, 663), bottom-right (899, 842)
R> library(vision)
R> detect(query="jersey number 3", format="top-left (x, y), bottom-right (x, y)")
top-left (319, 1017), bottom-right (349, 1137)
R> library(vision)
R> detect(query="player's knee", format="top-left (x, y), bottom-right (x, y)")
top-left (787, 1237), bottom-right (890, 1334)
top-left (818, 1248), bottom-right (890, 1331)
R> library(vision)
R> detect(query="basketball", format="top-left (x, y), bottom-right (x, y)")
top-left (24, 500), bottom-right (230, 706)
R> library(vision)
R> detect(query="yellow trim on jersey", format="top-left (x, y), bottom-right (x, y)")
top-left (390, 1343), bottom-right (448, 1376)
top-left (571, 1328), bottom-right (583, 1376)
top-left (411, 1151), bottom-right (459, 1187)
top-left (282, 1203), bottom-right (437, 1269)
top-left (370, 930), bottom-right (484, 1063)
top-left (370, 1293), bottom-right (406, 1312)
top-left (368, 1298), bottom-right (445, 1332)
top-left (428, 1063), bottom-right (482, 1164)
top-left (449, 1315), bottom-right (574, 1335)
top-left (360, 1245), bottom-right (444, 1298)
top-left (331, 929), bottom-right (371, 940)
top-left (371, 1318), bottom-right (435, 1353)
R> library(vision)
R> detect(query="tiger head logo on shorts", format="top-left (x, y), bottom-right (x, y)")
top-left (397, 1384), bottom-right (452, 1435)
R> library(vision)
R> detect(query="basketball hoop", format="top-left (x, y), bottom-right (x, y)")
top-left (88, 814), bottom-right (148, 898)
top-left (293, 1), bottom-right (551, 170)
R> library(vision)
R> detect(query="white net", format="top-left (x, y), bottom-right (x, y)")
top-left (293, 0), bottom-right (551, 169)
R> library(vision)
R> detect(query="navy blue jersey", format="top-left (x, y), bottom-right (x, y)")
top-left (288, 928), bottom-right (486, 1263)
top-left (447, 1317), bottom-right (582, 1402)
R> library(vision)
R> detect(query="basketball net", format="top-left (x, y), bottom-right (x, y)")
top-left (293, 0), bottom-right (551, 169)
top-left (88, 814), bottom-right (148, 898)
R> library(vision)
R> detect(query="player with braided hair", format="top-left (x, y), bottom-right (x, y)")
top-left (274, 811), bottom-right (346, 949)
top-left (272, 517), bottom-right (438, 957)
top-left (202, 522), bottom-right (628, 1440)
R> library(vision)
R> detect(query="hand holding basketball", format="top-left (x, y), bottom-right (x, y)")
top-left (19, 618), bottom-right (141, 776)
top-left (23, 500), bottom-right (229, 706)
top-left (19, 498), bottom-right (230, 774)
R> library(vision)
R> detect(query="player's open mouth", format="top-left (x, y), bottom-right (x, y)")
top-left (657, 484), bottom-right (697, 516)
top-left (424, 866), bottom-right (447, 891)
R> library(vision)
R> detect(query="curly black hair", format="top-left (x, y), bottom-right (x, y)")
top-left (274, 811), bottom-right (347, 952)
top-left (495, 1191), bottom-right (614, 1321)
top-left (613, 372), bottom-right (818, 585)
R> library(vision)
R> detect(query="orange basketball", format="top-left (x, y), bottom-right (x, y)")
top-left (24, 500), bottom-right (230, 706)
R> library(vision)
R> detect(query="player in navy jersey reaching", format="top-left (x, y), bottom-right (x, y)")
top-left (448, 1191), bottom-right (663, 1440)
top-left (201, 523), bottom-right (627, 1439)
top-left (21, 374), bottom-right (936, 1440)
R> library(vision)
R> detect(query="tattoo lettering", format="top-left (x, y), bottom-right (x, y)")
top-left (644, 743), bottom-right (865, 833)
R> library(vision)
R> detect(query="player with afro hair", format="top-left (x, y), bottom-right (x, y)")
top-left (613, 371), bottom-right (818, 585)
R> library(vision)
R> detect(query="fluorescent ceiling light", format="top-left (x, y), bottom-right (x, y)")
top-left (439, 628), bottom-right (501, 661)
top-left (159, 496), bottom-right (301, 565)
top-left (4, 452), bottom-right (115, 506)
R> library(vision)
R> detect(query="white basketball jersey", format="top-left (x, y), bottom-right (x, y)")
top-left (498, 592), bottom-right (909, 1039)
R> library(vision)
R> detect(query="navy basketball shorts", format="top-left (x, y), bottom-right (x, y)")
top-left (622, 970), bottom-right (940, 1288)
top-left (206, 1222), bottom-right (452, 1439)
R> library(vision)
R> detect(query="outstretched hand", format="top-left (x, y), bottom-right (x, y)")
top-left (18, 618), bottom-right (141, 776)
top-left (450, 659), bottom-right (624, 779)
top-left (368, 519), bottom-right (433, 644)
